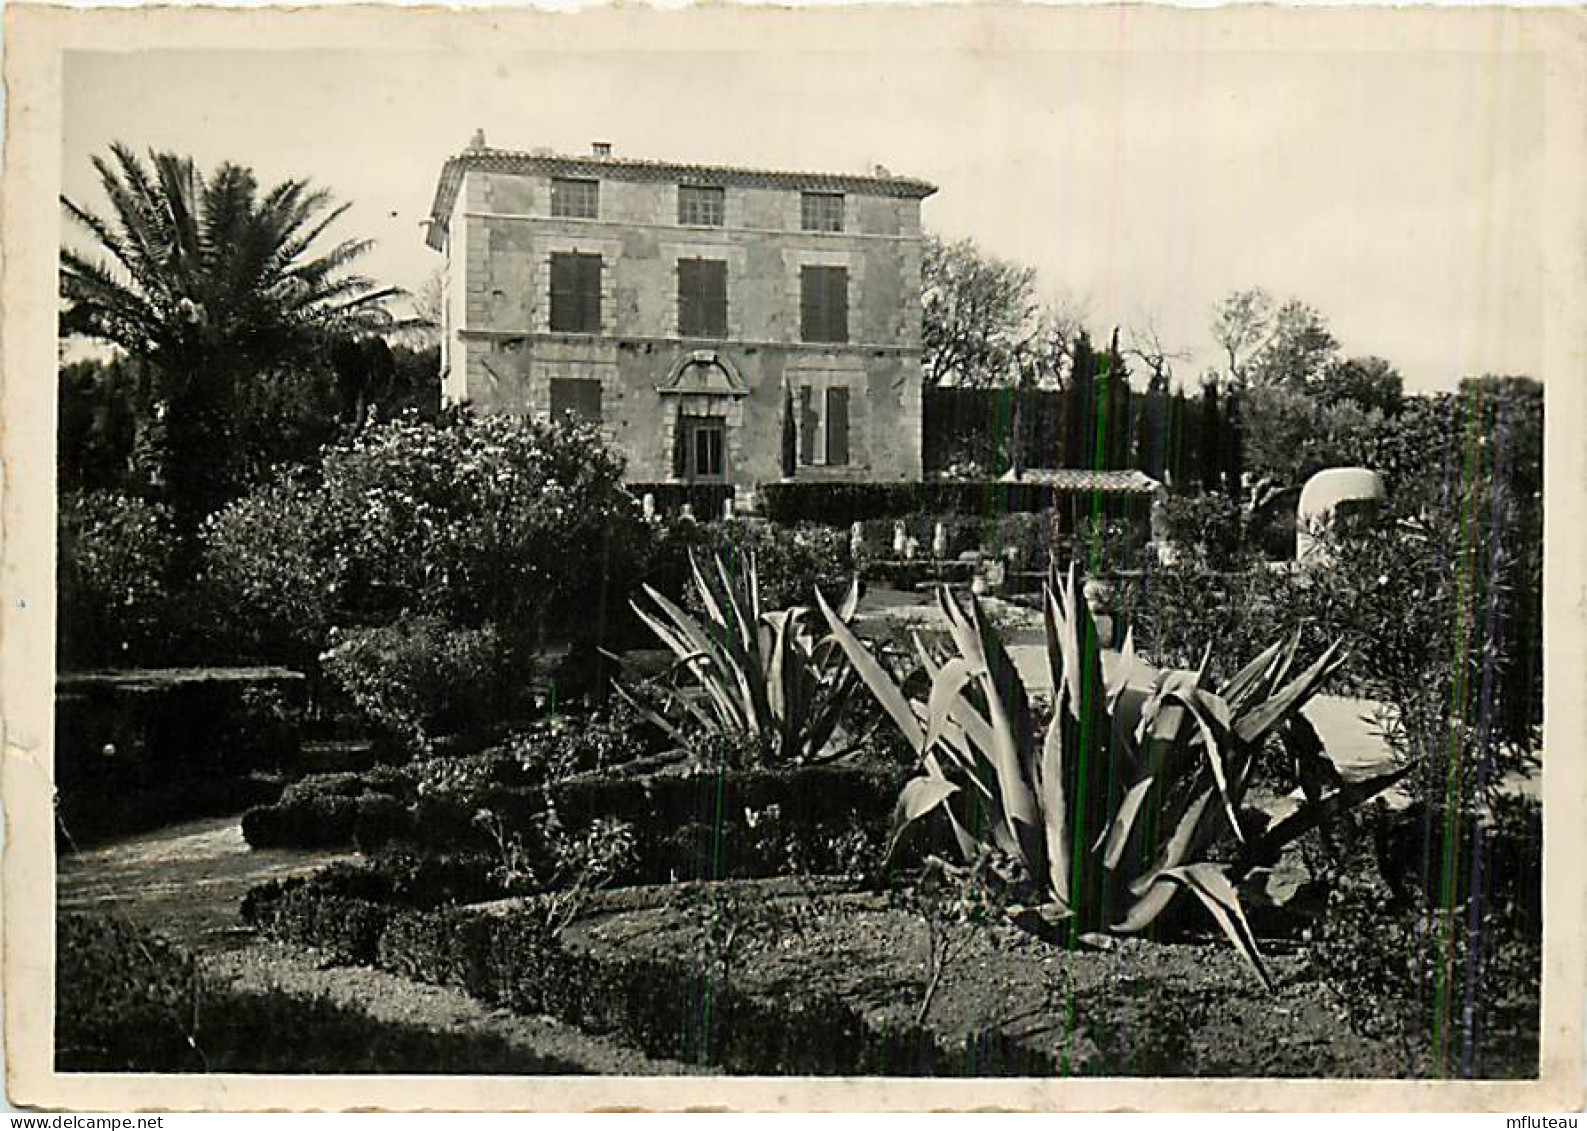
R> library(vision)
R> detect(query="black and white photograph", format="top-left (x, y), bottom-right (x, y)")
top-left (4, 1), bottom-right (1583, 1112)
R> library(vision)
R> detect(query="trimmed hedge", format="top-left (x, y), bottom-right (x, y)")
top-left (54, 667), bottom-right (304, 844)
top-left (760, 480), bottom-right (1154, 528)
top-left (245, 759), bottom-right (921, 887)
top-left (55, 912), bottom-right (585, 1074)
top-left (241, 882), bottom-right (1047, 1075)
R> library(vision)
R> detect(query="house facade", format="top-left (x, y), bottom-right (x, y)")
top-left (425, 139), bottom-right (936, 496)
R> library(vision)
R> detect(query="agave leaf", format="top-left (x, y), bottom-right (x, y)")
top-left (887, 774), bottom-right (960, 859)
top-left (1173, 689), bottom-right (1244, 845)
top-left (1038, 710), bottom-right (1072, 906)
top-left (923, 656), bottom-right (979, 757)
top-left (951, 589), bottom-right (1043, 876)
top-left (747, 550), bottom-right (762, 624)
top-left (1280, 712), bottom-right (1342, 806)
top-left (1221, 636), bottom-right (1287, 711)
top-left (687, 551), bottom-right (727, 631)
top-left (836, 575), bottom-right (862, 623)
top-left (1161, 863), bottom-right (1273, 991)
top-left (1124, 787), bottom-right (1216, 903)
top-left (1232, 639), bottom-right (1349, 749)
top-left (815, 584), bottom-right (925, 754)
top-left (1107, 627), bottom-right (1139, 713)
top-left (714, 553), bottom-right (756, 655)
top-left (765, 607), bottom-right (793, 723)
top-left (636, 586), bottom-right (749, 733)
top-left (1100, 777), bottom-right (1157, 872)
top-left (1232, 762), bottom-right (1413, 881)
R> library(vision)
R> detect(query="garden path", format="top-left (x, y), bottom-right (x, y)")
top-left (56, 814), bottom-right (355, 956)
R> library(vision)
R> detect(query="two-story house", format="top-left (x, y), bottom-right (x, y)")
top-left (424, 138), bottom-right (937, 498)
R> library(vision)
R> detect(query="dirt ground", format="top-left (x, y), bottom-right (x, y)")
top-left (560, 880), bottom-right (1415, 1078)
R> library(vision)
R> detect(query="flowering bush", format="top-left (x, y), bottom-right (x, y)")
top-left (320, 617), bottom-right (507, 755)
top-left (57, 490), bottom-right (175, 668)
top-left (196, 476), bottom-right (333, 667)
top-left (200, 410), bottom-right (648, 673)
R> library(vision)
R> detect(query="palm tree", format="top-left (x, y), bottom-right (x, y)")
top-left (60, 143), bottom-right (403, 528)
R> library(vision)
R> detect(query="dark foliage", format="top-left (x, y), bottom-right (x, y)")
top-left (922, 382), bottom-right (1227, 492)
top-left (1307, 798), bottom-right (1540, 1078)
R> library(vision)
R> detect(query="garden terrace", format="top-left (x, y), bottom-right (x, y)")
top-left (240, 874), bottom-right (1502, 1078)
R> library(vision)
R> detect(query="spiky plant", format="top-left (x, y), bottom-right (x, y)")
top-left (816, 563), bottom-right (1409, 988)
top-left (611, 551), bottom-right (864, 766)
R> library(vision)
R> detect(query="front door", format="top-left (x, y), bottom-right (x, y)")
top-left (682, 415), bottom-right (727, 483)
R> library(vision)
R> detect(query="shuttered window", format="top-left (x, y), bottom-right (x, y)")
top-left (825, 387), bottom-right (850, 466)
top-left (549, 378), bottom-right (602, 423)
top-left (550, 178), bottom-right (599, 219)
top-left (800, 266), bottom-right (849, 343)
top-left (549, 253), bottom-right (602, 333)
top-left (677, 258), bottom-right (728, 338)
top-left (678, 185), bottom-right (725, 226)
top-left (800, 192), bottom-right (844, 232)
top-left (798, 386), bottom-right (817, 465)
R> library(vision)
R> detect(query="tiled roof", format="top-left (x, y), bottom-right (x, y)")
top-left (425, 146), bottom-right (937, 248)
top-left (996, 468), bottom-right (1165, 495)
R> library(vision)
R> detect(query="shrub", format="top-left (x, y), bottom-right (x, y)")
top-left (1154, 492), bottom-right (1247, 570)
top-left (1307, 798), bottom-right (1540, 1077)
top-left (195, 476), bottom-right (334, 667)
top-left (55, 913), bottom-right (201, 1071)
top-left (56, 490), bottom-right (175, 668)
top-left (200, 410), bottom-right (649, 671)
top-left (321, 616), bottom-right (510, 755)
top-left (56, 912), bottom-right (578, 1074)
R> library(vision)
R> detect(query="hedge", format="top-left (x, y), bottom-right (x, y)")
top-left (759, 480), bottom-right (1154, 528)
top-left (244, 761), bottom-right (922, 886)
top-left (56, 912), bottom-right (585, 1074)
top-left (55, 667), bottom-right (305, 844)
top-left (241, 881), bottom-right (1055, 1075)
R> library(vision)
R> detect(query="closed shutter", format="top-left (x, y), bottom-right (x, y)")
top-left (672, 405), bottom-right (688, 478)
top-left (551, 253), bottom-right (601, 333)
top-left (678, 259), bottom-right (727, 338)
top-left (826, 387), bottom-right (850, 466)
top-left (800, 266), bottom-right (848, 343)
top-left (799, 386), bottom-right (817, 465)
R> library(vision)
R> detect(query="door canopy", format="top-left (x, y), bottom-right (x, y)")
top-left (656, 350), bottom-right (748, 398)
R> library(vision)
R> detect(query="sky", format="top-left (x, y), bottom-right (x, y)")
top-left (60, 39), bottom-right (1547, 392)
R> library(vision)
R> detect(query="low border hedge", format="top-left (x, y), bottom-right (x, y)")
top-left (55, 912), bottom-right (588, 1074)
top-left (760, 480), bottom-right (1155, 527)
top-left (241, 880), bottom-right (1052, 1075)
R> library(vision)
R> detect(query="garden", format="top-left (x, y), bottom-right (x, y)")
top-left (52, 146), bottom-right (1543, 1081)
top-left (56, 387), bottom-right (1543, 1078)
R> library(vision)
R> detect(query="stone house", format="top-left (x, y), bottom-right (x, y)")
top-left (425, 138), bottom-right (937, 499)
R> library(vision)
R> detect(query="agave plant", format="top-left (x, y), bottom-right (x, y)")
top-left (611, 551), bottom-right (864, 766)
top-left (815, 563), bottom-right (1409, 988)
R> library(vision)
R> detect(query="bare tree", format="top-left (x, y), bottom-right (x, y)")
top-left (1126, 318), bottom-right (1189, 391)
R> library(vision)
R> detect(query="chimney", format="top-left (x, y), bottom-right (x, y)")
top-left (592, 141), bottom-right (613, 158)
top-left (468, 128), bottom-right (487, 151)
